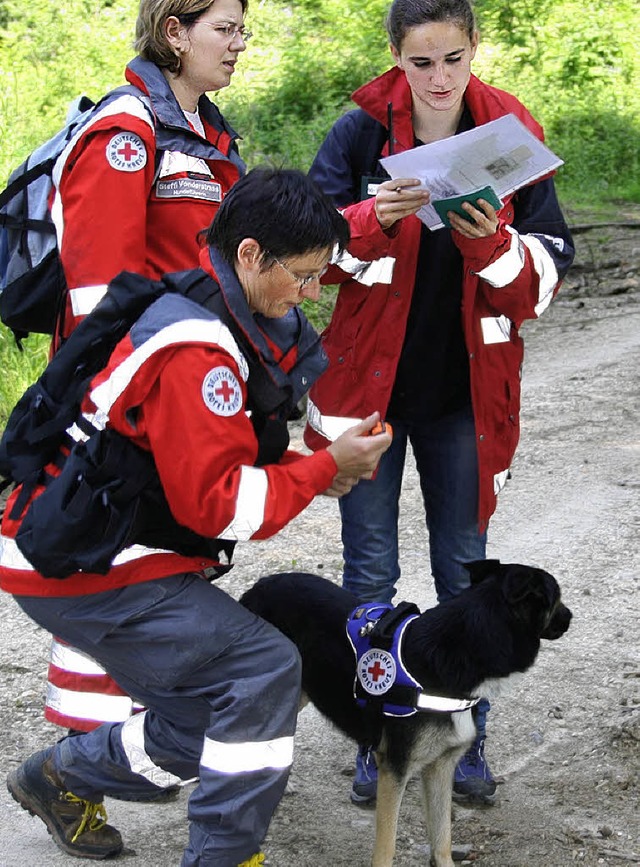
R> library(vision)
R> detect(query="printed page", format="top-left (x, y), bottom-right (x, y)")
top-left (380, 113), bottom-right (563, 230)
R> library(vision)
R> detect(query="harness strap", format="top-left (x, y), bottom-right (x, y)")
top-left (368, 600), bottom-right (420, 650)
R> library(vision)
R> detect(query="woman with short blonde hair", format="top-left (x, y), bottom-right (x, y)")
top-left (41, 0), bottom-right (251, 808)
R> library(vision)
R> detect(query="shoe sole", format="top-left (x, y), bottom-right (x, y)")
top-left (452, 789), bottom-right (497, 807)
top-left (350, 791), bottom-right (377, 809)
top-left (7, 768), bottom-right (123, 860)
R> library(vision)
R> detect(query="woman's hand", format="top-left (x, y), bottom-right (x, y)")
top-left (374, 179), bottom-right (431, 230)
top-left (324, 412), bottom-right (392, 496)
top-left (448, 197), bottom-right (499, 238)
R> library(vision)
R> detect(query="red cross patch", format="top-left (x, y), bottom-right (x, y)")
top-left (106, 132), bottom-right (147, 172)
top-left (202, 366), bottom-right (242, 417)
top-left (357, 648), bottom-right (396, 696)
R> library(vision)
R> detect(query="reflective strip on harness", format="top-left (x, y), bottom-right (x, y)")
top-left (416, 694), bottom-right (481, 713)
top-left (121, 711), bottom-right (182, 788)
top-left (201, 734), bottom-right (294, 775)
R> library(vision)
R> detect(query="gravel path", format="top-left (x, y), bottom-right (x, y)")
top-left (1, 276), bottom-right (638, 865)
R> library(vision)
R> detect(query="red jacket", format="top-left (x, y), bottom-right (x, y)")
top-left (305, 69), bottom-right (574, 530)
top-left (0, 251), bottom-right (336, 598)
top-left (51, 57), bottom-right (243, 340)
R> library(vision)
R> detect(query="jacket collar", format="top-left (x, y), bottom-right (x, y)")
top-left (124, 56), bottom-right (242, 144)
top-left (351, 67), bottom-right (544, 155)
top-left (200, 247), bottom-right (328, 408)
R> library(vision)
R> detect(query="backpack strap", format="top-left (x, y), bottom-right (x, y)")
top-left (0, 159), bottom-right (58, 227)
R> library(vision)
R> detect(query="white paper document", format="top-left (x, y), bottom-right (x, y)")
top-left (380, 113), bottom-right (563, 231)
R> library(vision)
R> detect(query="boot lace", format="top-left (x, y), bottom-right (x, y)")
top-left (239, 854), bottom-right (265, 867)
top-left (64, 793), bottom-right (108, 842)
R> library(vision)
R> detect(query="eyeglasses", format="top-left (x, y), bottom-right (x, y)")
top-left (194, 21), bottom-right (253, 42)
top-left (274, 259), bottom-right (328, 289)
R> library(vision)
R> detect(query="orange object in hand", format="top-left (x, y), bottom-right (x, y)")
top-left (368, 420), bottom-right (393, 437)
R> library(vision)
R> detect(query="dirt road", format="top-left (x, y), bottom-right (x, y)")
top-left (0, 226), bottom-right (638, 866)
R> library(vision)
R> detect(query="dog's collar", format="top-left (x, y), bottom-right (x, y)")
top-left (346, 603), bottom-right (480, 717)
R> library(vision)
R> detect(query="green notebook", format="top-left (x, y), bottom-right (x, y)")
top-left (432, 186), bottom-right (502, 228)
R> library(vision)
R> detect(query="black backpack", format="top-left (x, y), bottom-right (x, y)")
top-left (0, 86), bottom-right (153, 346)
top-left (0, 266), bottom-right (301, 578)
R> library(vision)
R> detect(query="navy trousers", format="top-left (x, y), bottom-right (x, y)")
top-left (16, 572), bottom-right (301, 867)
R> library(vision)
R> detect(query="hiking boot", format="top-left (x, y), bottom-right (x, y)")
top-left (350, 745), bottom-right (377, 807)
top-left (238, 855), bottom-right (265, 866)
top-left (7, 747), bottom-right (123, 859)
top-left (453, 734), bottom-right (497, 805)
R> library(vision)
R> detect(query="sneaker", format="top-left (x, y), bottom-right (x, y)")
top-left (238, 855), bottom-right (265, 866)
top-left (453, 734), bottom-right (497, 805)
top-left (350, 745), bottom-right (378, 807)
top-left (7, 747), bottom-right (123, 859)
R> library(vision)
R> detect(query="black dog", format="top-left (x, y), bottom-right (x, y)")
top-left (240, 560), bottom-right (572, 867)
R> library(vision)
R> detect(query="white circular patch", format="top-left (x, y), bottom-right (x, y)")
top-left (106, 132), bottom-right (147, 172)
top-left (357, 648), bottom-right (396, 696)
top-left (202, 366), bottom-right (242, 417)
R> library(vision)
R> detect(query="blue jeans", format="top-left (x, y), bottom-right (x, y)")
top-left (340, 406), bottom-right (487, 604)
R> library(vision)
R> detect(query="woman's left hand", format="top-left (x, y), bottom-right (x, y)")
top-left (448, 197), bottom-right (499, 238)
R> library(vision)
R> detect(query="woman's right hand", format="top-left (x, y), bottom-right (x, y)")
top-left (374, 179), bottom-right (431, 230)
top-left (325, 412), bottom-right (392, 496)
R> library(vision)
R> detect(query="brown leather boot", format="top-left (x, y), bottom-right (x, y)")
top-left (7, 747), bottom-right (123, 859)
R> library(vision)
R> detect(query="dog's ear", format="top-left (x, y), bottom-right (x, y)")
top-left (464, 559), bottom-right (502, 585)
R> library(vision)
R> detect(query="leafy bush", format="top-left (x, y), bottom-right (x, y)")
top-left (1, 0), bottom-right (638, 417)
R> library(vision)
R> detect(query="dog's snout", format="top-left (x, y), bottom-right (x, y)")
top-left (541, 603), bottom-right (572, 640)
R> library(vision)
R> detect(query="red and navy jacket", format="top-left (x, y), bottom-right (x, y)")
top-left (0, 247), bottom-right (335, 598)
top-left (51, 56), bottom-right (244, 340)
top-left (305, 68), bottom-right (575, 531)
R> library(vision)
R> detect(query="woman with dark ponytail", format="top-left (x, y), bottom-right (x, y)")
top-left (305, 0), bottom-right (575, 807)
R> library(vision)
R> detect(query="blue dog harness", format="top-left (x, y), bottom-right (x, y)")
top-left (346, 603), bottom-right (480, 718)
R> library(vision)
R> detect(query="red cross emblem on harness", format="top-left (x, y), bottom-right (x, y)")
top-left (357, 648), bottom-right (396, 696)
top-left (367, 660), bottom-right (386, 682)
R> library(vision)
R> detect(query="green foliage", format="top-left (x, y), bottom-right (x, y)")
top-left (0, 329), bottom-right (48, 428)
top-left (472, 0), bottom-right (640, 202)
top-left (0, 0), bottom-right (134, 184)
top-left (1, 0), bottom-right (639, 422)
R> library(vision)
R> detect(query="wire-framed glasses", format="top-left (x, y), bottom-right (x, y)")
top-left (274, 259), bottom-right (328, 289)
top-left (194, 21), bottom-right (253, 42)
